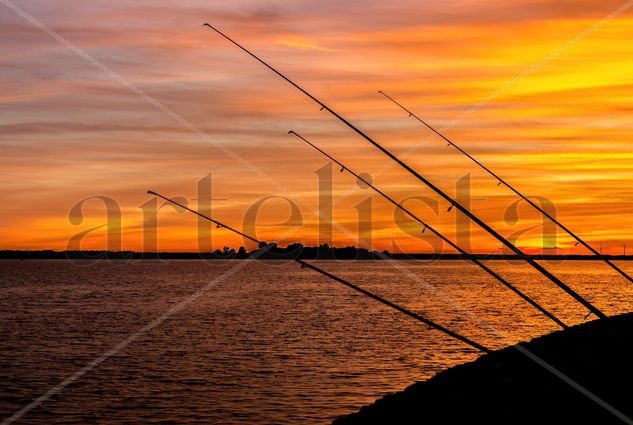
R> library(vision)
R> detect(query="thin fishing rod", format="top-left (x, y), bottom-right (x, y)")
top-left (378, 90), bottom-right (633, 286)
top-left (202, 24), bottom-right (606, 320)
top-left (147, 190), bottom-right (492, 353)
top-left (289, 130), bottom-right (567, 329)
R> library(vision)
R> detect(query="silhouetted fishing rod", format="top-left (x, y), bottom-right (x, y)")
top-left (289, 130), bottom-right (567, 329)
top-left (147, 190), bottom-right (491, 353)
top-left (378, 90), bottom-right (633, 286)
top-left (202, 24), bottom-right (606, 320)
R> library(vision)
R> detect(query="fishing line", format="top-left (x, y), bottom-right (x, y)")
top-left (148, 189), bottom-right (492, 353)
top-left (201, 24), bottom-right (607, 320)
top-left (289, 130), bottom-right (567, 329)
top-left (378, 90), bottom-right (633, 285)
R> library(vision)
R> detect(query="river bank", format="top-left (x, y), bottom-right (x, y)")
top-left (335, 312), bottom-right (633, 424)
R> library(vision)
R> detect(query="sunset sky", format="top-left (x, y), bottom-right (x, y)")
top-left (2, 0), bottom-right (633, 253)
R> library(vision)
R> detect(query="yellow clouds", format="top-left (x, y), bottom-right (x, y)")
top-left (276, 38), bottom-right (331, 51)
top-left (2, 0), bottom-right (633, 253)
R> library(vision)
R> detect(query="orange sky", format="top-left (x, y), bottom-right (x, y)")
top-left (1, 0), bottom-right (633, 254)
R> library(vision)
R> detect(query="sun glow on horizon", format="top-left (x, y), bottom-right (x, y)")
top-left (1, 0), bottom-right (633, 255)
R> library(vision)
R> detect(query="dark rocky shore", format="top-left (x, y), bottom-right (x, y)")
top-left (335, 312), bottom-right (633, 425)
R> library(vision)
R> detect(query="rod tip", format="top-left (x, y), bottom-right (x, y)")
top-left (288, 130), bottom-right (295, 135)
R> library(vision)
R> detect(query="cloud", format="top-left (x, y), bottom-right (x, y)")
top-left (2, 0), bottom-right (633, 251)
top-left (275, 38), bottom-right (331, 51)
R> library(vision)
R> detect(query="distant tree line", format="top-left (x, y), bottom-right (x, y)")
top-left (1, 246), bottom-right (631, 261)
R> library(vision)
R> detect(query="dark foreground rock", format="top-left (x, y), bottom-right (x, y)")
top-left (335, 313), bottom-right (633, 425)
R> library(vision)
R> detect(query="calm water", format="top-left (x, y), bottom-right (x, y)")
top-left (1, 259), bottom-right (633, 424)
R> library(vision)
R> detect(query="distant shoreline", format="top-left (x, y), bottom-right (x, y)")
top-left (2, 249), bottom-right (632, 261)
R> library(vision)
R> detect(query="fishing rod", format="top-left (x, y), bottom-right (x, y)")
top-left (147, 190), bottom-right (492, 353)
top-left (202, 24), bottom-right (607, 320)
top-left (289, 130), bottom-right (567, 329)
top-left (378, 90), bottom-right (633, 286)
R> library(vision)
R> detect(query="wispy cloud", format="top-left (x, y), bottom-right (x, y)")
top-left (1, 0), bottom-right (633, 253)
top-left (276, 38), bottom-right (331, 51)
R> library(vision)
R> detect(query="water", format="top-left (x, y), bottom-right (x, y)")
top-left (1, 259), bottom-right (633, 424)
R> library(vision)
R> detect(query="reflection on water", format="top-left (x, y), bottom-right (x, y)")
top-left (1, 259), bottom-right (633, 424)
